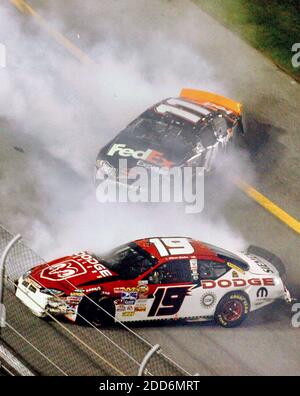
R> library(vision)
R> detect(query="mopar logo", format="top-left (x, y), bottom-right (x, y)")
top-left (256, 287), bottom-right (268, 298)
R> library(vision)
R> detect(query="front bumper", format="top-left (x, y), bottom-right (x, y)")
top-left (15, 276), bottom-right (81, 321)
top-left (16, 276), bottom-right (49, 317)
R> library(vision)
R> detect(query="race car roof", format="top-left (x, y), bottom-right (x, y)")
top-left (134, 237), bottom-right (219, 260)
top-left (154, 97), bottom-right (215, 125)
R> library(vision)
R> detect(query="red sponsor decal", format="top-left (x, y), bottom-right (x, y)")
top-left (201, 278), bottom-right (275, 289)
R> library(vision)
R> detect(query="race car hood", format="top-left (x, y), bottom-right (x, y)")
top-left (99, 135), bottom-right (190, 170)
top-left (27, 252), bottom-right (118, 294)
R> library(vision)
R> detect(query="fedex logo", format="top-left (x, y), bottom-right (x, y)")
top-left (107, 143), bottom-right (174, 168)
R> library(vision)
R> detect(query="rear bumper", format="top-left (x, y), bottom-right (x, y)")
top-left (283, 286), bottom-right (293, 304)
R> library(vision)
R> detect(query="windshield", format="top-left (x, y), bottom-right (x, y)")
top-left (126, 116), bottom-right (197, 145)
top-left (119, 116), bottom-right (198, 163)
top-left (100, 242), bottom-right (156, 280)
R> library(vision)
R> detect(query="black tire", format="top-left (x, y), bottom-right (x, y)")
top-left (77, 294), bottom-right (115, 327)
top-left (214, 292), bottom-right (250, 328)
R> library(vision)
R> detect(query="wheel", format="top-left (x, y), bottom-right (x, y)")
top-left (214, 292), bottom-right (250, 328)
top-left (77, 294), bottom-right (115, 327)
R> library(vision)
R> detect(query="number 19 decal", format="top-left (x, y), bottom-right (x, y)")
top-left (149, 238), bottom-right (194, 257)
top-left (148, 286), bottom-right (190, 317)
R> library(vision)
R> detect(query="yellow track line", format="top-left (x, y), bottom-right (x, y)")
top-left (236, 179), bottom-right (300, 234)
top-left (9, 0), bottom-right (95, 66)
top-left (9, 0), bottom-right (300, 236)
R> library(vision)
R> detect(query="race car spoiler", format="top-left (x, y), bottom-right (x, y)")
top-left (180, 88), bottom-right (243, 116)
top-left (247, 245), bottom-right (286, 277)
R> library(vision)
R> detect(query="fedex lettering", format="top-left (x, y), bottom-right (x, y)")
top-left (201, 278), bottom-right (275, 289)
top-left (107, 143), bottom-right (174, 168)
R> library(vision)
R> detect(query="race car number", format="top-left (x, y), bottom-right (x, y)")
top-left (149, 238), bottom-right (194, 257)
top-left (148, 286), bottom-right (190, 317)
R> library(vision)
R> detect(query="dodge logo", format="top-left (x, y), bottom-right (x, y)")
top-left (41, 260), bottom-right (87, 281)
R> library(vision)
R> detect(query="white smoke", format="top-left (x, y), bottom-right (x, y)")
top-left (0, 0), bottom-right (254, 261)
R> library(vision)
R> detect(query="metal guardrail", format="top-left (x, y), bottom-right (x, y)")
top-left (0, 224), bottom-right (190, 376)
top-left (0, 234), bottom-right (21, 333)
top-left (0, 342), bottom-right (35, 376)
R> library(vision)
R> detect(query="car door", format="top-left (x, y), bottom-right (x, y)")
top-left (139, 259), bottom-right (195, 321)
top-left (194, 258), bottom-right (231, 317)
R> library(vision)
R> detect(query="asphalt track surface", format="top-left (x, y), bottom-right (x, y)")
top-left (1, 0), bottom-right (300, 375)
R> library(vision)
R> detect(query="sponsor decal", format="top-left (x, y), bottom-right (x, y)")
top-left (254, 301), bottom-right (265, 307)
top-left (85, 286), bottom-right (102, 293)
top-left (115, 287), bottom-right (137, 293)
top-left (201, 292), bottom-right (216, 309)
top-left (137, 285), bottom-right (149, 294)
top-left (115, 285), bottom-right (149, 295)
top-left (121, 291), bottom-right (138, 300)
top-left (254, 260), bottom-right (274, 274)
top-left (107, 143), bottom-right (174, 168)
top-left (201, 278), bottom-right (275, 289)
top-left (190, 258), bottom-right (199, 281)
top-left (123, 300), bottom-right (136, 305)
top-left (137, 280), bottom-right (149, 295)
top-left (67, 296), bottom-right (82, 303)
top-left (74, 252), bottom-right (114, 279)
top-left (256, 287), bottom-right (268, 298)
top-left (116, 303), bottom-right (134, 312)
top-left (138, 280), bottom-right (148, 285)
top-left (232, 271), bottom-right (239, 278)
top-left (41, 260), bottom-right (87, 281)
top-left (227, 262), bottom-right (244, 274)
top-left (122, 311), bottom-right (135, 317)
top-left (136, 299), bottom-right (147, 304)
top-left (134, 305), bottom-right (147, 312)
top-left (70, 291), bottom-right (84, 297)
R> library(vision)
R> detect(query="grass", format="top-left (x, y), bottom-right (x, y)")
top-left (194, 0), bottom-right (300, 81)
